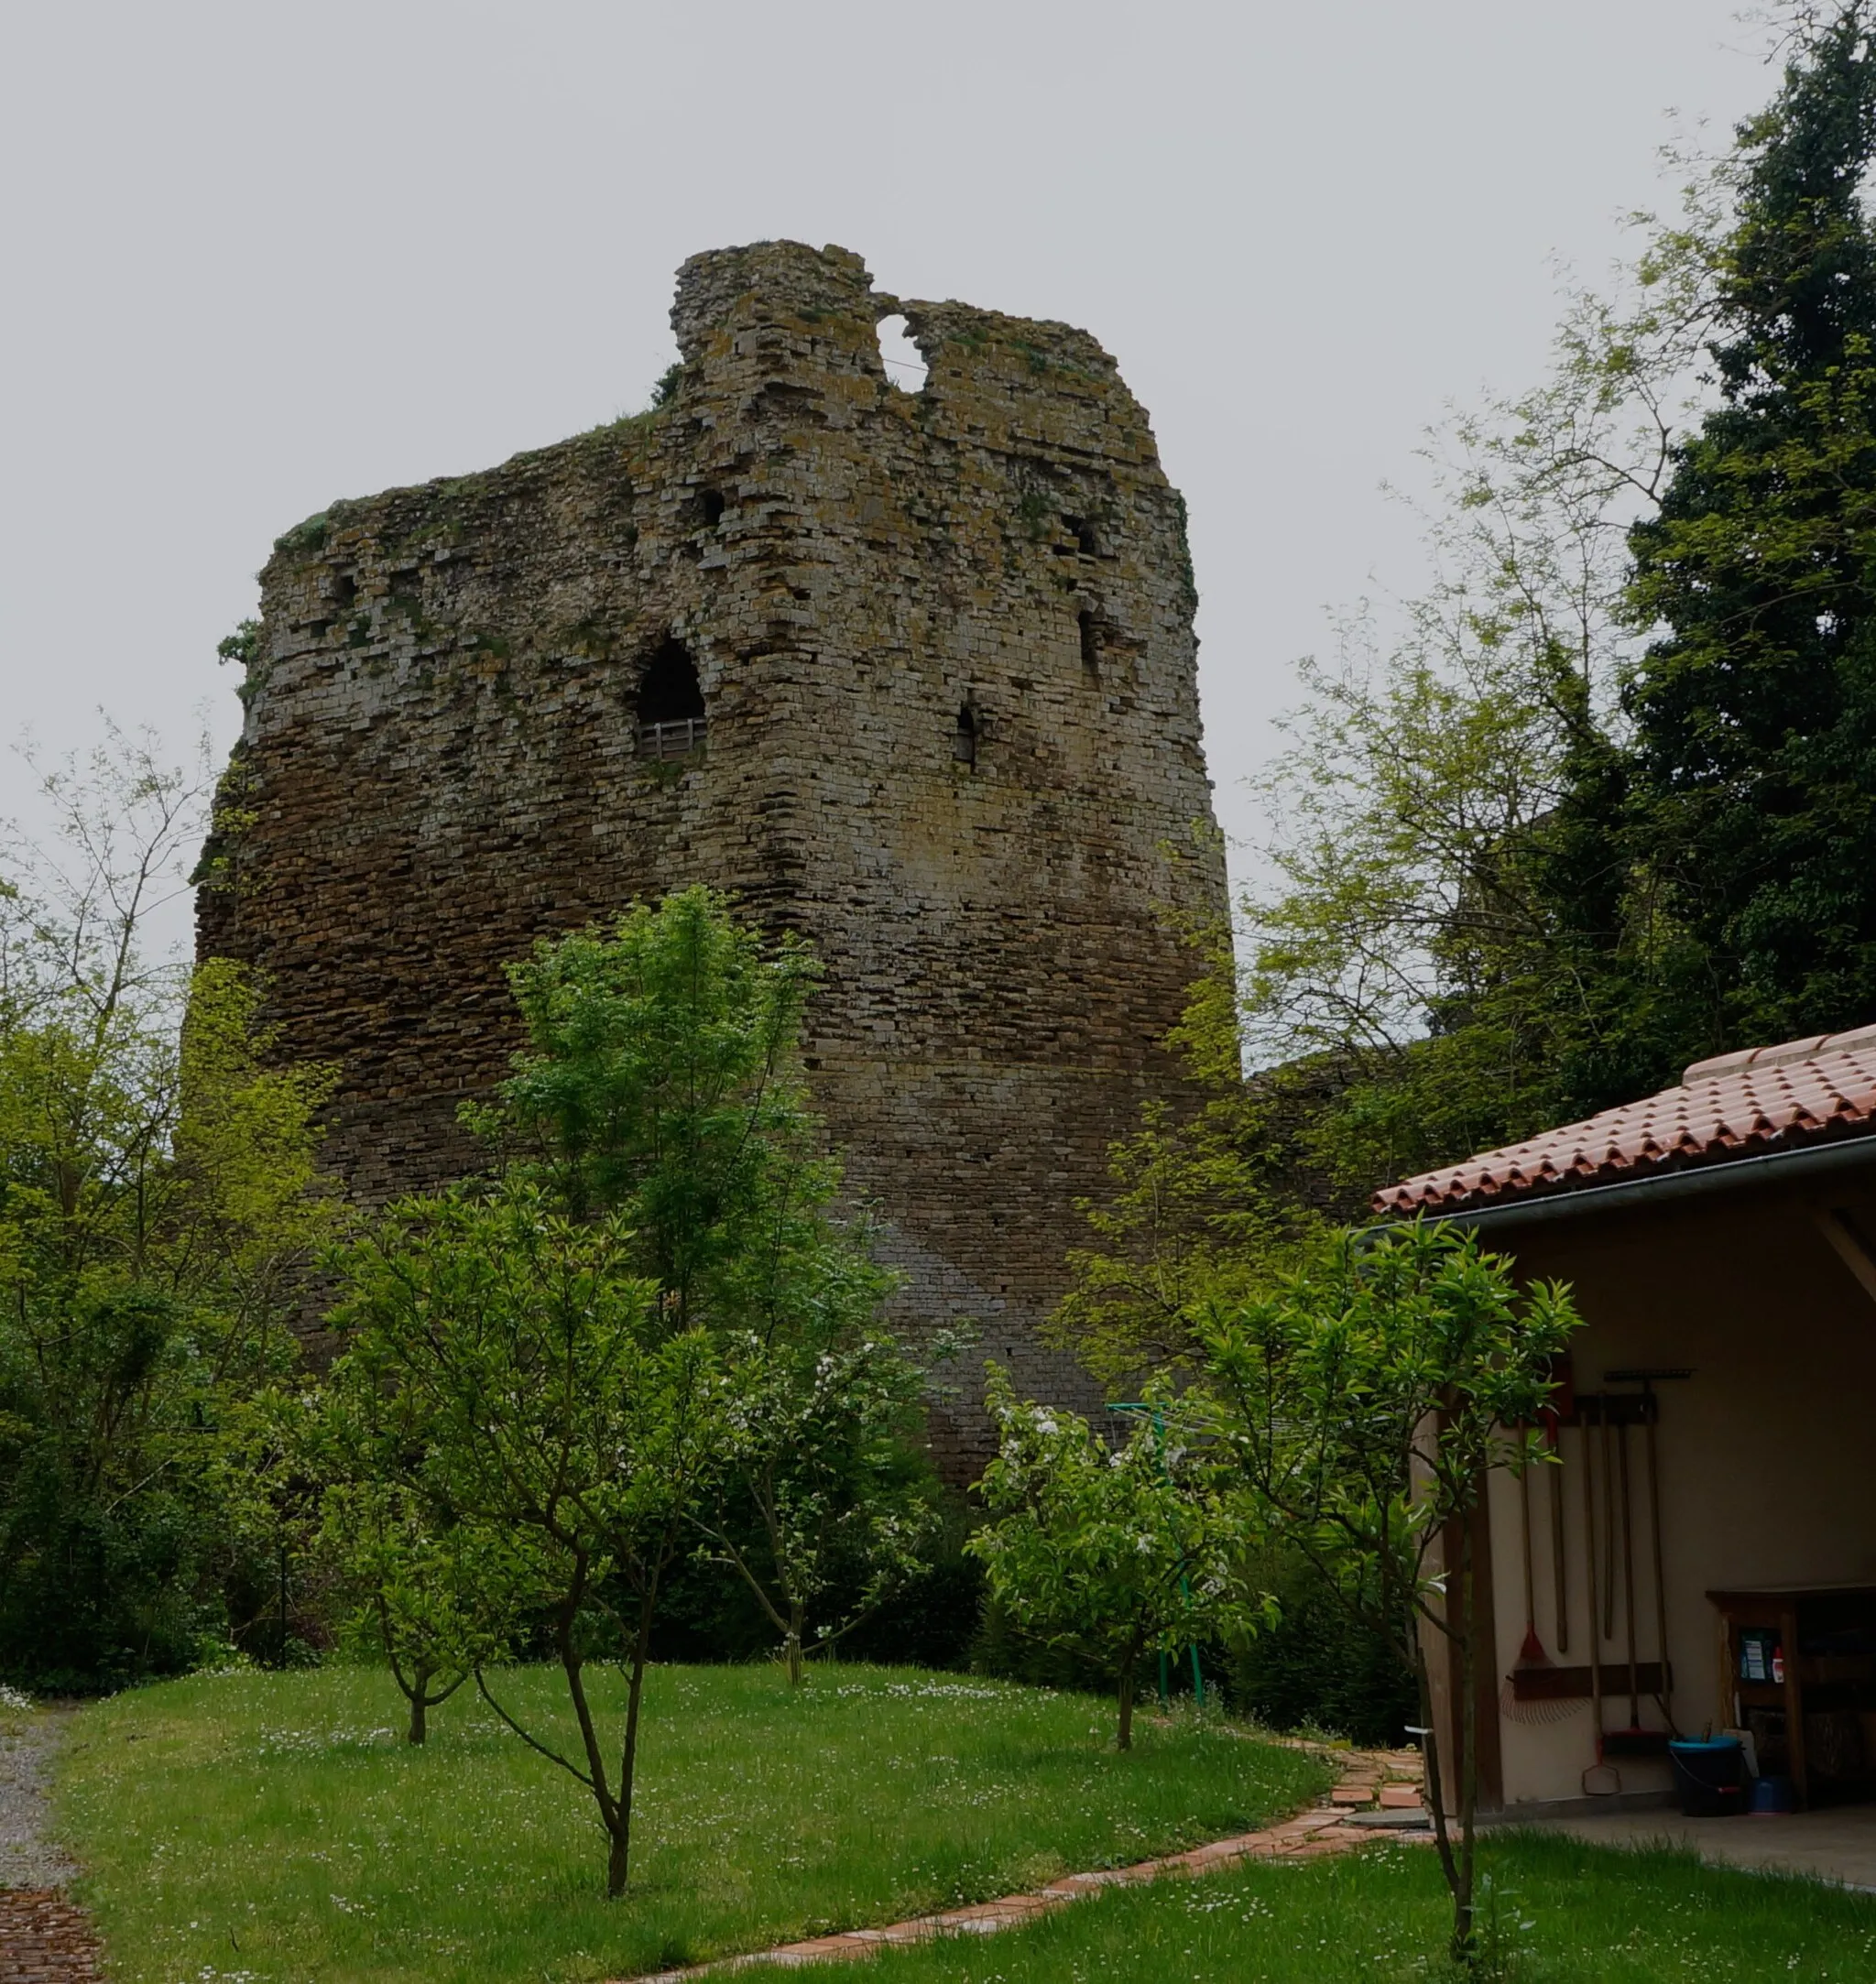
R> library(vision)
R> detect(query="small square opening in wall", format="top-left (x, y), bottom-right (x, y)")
top-left (876, 314), bottom-right (928, 393)
top-left (699, 488), bottom-right (726, 529)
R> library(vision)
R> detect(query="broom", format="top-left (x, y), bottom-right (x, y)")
top-left (1501, 1465), bottom-right (1583, 1726)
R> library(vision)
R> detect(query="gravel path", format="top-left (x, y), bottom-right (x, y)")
top-left (0, 1708), bottom-right (102, 1984)
top-left (0, 1710), bottom-right (80, 1891)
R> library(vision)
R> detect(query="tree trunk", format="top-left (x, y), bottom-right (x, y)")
top-left (1451, 1523), bottom-right (1478, 1964)
top-left (607, 1598), bottom-right (657, 1899)
top-left (551, 1572), bottom-right (626, 1900)
top-left (1117, 1653), bottom-right (1136, 1752)
top-left (785, 1600), bottom-right (805, 1689)
top-left (1414, 1635), bottom-right (1462, 1907)
top-left (403, 1660), bottom-right (432, 1747)
top-left (606, 1826), bottom-right (630, 1901)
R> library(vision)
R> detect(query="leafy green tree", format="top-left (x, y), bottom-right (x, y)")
top-left (328, 1184), bottom-right (724, 1896)
top-left (1049, 943), bottom-right (1326, 1390)
top-left (1239, 8), bottom-right (1876, 1181)
top-left (967, 1369), bottom-right (1248, 1750)
top-left (1551, 4), bottom-right (1876, 1092)
top-left (1194, 1220), bottom-right (1578, 1964)
top-left (0, 730), bottom-right (335, 1686)
top-left (317, 1482), bottom-right (488, 1744)
top-left (700, 1327), bottom-right (937, 1686)
top-left (1235, 196), bottom-right (1718, 1188)
top-left (480, 885), bottom-right (830, 1334)
top-left (485, 887), bottom-right (938, 1679)
top-left (306, 1352), bottom-right (531, 1744)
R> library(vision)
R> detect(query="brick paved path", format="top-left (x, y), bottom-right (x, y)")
top-left (625, 1743), bottom-right (1427, 1981)
top-left (0, 1891), bottom-right (102, 1984)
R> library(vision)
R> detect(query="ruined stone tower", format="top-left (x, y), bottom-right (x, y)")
top-left (198, 241), bottom-right (1226, 1462)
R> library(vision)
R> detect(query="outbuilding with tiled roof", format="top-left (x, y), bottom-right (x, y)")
top-left (1374, 1026), bottom-right (1876, 1828)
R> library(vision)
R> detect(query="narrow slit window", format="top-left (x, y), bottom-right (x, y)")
top-left (700, 488), bottom-right (725, 529)
top-left (954, 703), bottom-right (977, 766)
top-left (1078, 610), bottom-right (1100, 673)
top-left (637, 638), bottom-right (707, 759)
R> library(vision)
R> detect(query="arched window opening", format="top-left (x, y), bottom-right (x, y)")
top-left (637, 638), bottom-right (707, 760)
top-left (876, 314), bottom-right (929, 393)
top-left (1063, 514), bottom-right (1097, 557)
top-left (700, 488), bottom-right (726, 529)
top-left (953, 703), bottom-right (977, 767)
top-left (1078, 609), bottom-right (1100, 674)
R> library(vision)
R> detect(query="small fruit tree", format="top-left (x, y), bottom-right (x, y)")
top-left (1194, 1219), bottom-right (1577, 1963)
top-left (968, 1369), bottom-right (1246, 1749)
top-left (329, 1185), bottom-right (724, 1898)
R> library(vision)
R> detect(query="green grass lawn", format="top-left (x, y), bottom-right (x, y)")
top-left (54, 1662), bottom-right (1328, 1984)
top-left (867, 1829), bottom-right (1876, 1981)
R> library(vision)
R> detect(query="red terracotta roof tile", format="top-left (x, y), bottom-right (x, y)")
top-left (1374, 1021), bottom-right (1876, 1215)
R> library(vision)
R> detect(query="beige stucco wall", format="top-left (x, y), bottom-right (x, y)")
top-left (1465, 1170), bottom-right (1876, 1812)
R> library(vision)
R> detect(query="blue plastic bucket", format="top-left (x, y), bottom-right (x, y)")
top-left (1669, 1738), bottom-right (1747, 1817)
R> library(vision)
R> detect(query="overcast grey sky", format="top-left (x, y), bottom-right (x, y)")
top-left (0, 1), bottom-right (1772, 953)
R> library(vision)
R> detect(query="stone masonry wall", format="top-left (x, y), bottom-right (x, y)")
top-left (197, 241), bottom-right (1227, 1469)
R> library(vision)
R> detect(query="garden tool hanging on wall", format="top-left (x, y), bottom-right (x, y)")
top-left (1500, 1465), bottom-right (1582, 1727)
top-left (1502, 1355), bottom-right (1582, 1727)
top-left (1550, 1429), bottom-right (1569, 1657)
top-left (1544, 1351), bottom-right (1572, 1658)
top-left (1578, 1379), bottom-right (1688, 1774)
top-left (1599, 1400), bottom-right (1667, 1759)
top-left (1607, 1368), bottom-right (1689, 1740)
top-left (1579, 1402), bottom-right (1621, 1795)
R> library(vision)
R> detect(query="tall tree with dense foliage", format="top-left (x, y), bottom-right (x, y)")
top-left (478, 887), bottom-right (832, 1333)
top-left (484, 887), bottom-right (939, 1673)
top-left (1552, 5), bottom-right (1876, 1097)
top-left (1236, 194), bottom-right (1718, 1188)
top-left (0, 731), bottom-right (335, 1685)
top-left (1237, 7), bottom-right (1876, 1196)
top-left (1194, 1220), bottom-right (1578, 1963)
